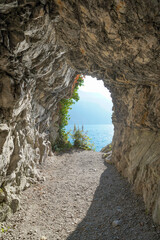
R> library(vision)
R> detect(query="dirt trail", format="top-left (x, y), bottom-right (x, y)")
top-left (2, 151), bottom-right (160, 240)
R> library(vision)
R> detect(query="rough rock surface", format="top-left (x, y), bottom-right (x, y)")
top-left (2, 151), bottom-right (160, 239)
top-left (0, 0), bottom-right (160, 223)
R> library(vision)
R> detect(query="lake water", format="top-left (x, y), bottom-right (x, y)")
top-left (65, 124), bottom-right (114, 152)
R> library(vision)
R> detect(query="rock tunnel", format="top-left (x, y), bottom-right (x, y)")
top-left (0, 0), bottom-right (160, 224)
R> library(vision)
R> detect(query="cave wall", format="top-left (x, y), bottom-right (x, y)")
top-left (0, 0), bottom-right (160, 223)
top-left (111, 84), bottom-right (160, 224)
top-left (0, 0), bottom-right (76, 220)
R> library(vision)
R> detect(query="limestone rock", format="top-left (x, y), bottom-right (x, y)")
top-left (0, 189), bottom-right (5, 203)
top-left (102, 144), bottom-right (113, 164)
top-left (40, 236), bottom-right (47, 240)
top-left (101, 143), bottom-right (112, 153)
top-left (10, 198), bottom-right (19, 213)
top-left (104, 153), bottom-right (113, 165)
top-left (102, 151), bottom-right (112, 159)
top-left (112, 220), bottom-right (121, 227)
top-left (0, 203), bottom-right (10, 222)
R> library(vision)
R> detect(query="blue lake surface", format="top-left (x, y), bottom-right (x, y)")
top-left (65, 124), bottom-right (114, 152)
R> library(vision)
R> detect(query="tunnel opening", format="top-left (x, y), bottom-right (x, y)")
top-left (65, 76), bottom-right (114, 152)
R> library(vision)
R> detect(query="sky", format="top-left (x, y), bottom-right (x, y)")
top-left (79, 75), bottom-right (111, 100)
top-left (67, 75), bottom-right (113, 125)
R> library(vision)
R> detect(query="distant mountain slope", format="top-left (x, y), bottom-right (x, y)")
top-left (68, 90), bottom-right (113, 124)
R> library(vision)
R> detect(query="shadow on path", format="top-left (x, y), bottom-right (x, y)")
top-left (66, 163), bottom-right (160, 240)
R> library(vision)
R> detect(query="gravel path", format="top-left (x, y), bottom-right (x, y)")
top-left (2, 150), bottom-right (160, 240)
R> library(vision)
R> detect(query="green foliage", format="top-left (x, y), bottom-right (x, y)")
top-left (53, 131), bottom-right (72, 152)
top-left (53, 75), bottom-right (84, 152)
top-left (59, 75), bottom-right (84, 131)
top-left (71, 125), bottom-right (95, 150)
top-left (108, 144), bottom-right (112, 151)
top-left (1, 225), bottom-right (10, 233)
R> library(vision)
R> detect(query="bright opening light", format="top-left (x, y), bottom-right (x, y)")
top-left (66, 75), bottom-right (113, 151)
top-left (79, 76), bottom-right (111, 99)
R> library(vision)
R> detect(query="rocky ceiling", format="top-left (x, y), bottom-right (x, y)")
top-left (0, 0), bottom-right (160, 224)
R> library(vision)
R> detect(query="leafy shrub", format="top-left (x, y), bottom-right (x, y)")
top-left (53, 75), bottom-right (84, 152)
top-left (71, 125), bottom-right (95, 150)
top-left (53, 131), bottom-right (72, 152)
